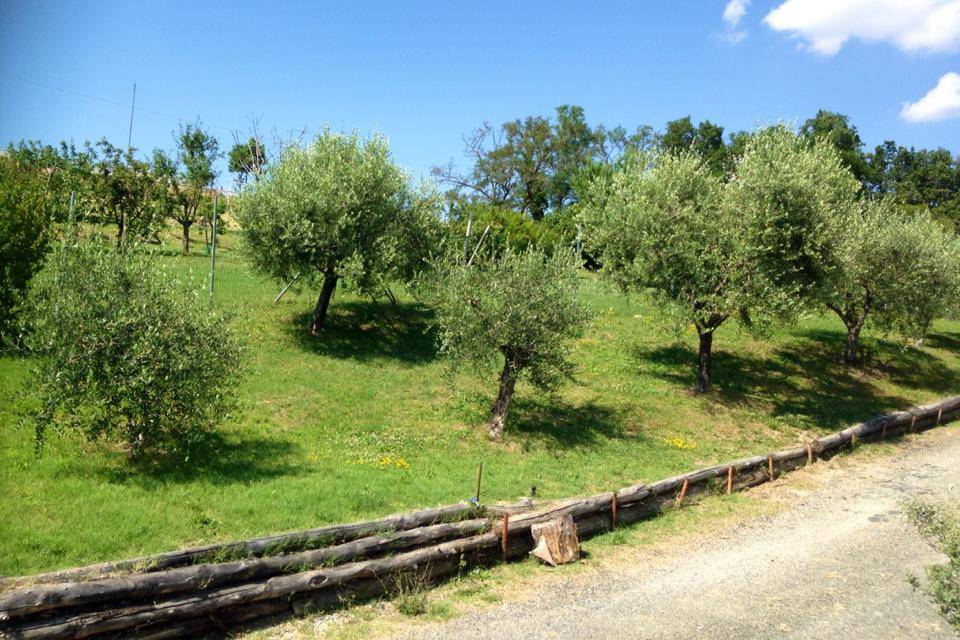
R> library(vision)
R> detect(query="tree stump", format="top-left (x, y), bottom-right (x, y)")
top-left (529, 514), bottom-right (580, 566)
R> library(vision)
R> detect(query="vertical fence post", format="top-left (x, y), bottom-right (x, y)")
top-left (726, 465), bottom-right (734, 494)
top-left (675, 479), bottom-right (689, 507)
top-left (475, 461), bottom-right (483, 504)
top-left (500, 513), bottom-right (509, 560)
top-left (208, 191), bottom-right (219, 304)
top-left (67, 190), bottom-right (75, 225)
top-left (611, 492), bottom-right (618, 529)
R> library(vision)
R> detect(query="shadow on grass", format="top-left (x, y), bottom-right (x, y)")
top-left (508, 396), bottom-right (626, 449)
top-left (99, 431), bottom-right (302, 487)
top-left (287, 300), bottom-right (438, 365)
top-left (925, 331), bottom-right (960, 355)
top-left (634, 328), bottom-right (959, 432)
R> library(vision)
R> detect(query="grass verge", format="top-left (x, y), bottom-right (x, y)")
top-left (2, 223), bottom-right (959, 575)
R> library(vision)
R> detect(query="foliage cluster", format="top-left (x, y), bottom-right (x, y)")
top-left (420, 246), bottom-right (588, 438)
top-left (234, 130), bottom-right (443, 334)
top-left (907, 498), bottom-right (960, 631)
top-left (0, 155), bottom-right (52, 342)
top-left (24, 237), bottom-right (243, 458)
top-left (582, 125), bottom-right (960, 390)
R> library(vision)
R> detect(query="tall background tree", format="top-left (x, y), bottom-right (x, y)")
top-left (800, 110), bottom-right (870, 186)
top-left (434, 105), bottom-right (656, 223)
top-left (155, 123), bottom-right (220, 255)
top-left (87, 139), bottom-right (165, 245)
top-left (234, 130), bottom-right (441, 335)
top-left (661, 116), bottom-right (732, 176)
top-left (228, 136), bottom-right (267, 188)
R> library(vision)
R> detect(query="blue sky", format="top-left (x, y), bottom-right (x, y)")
top-left (1, 1), bottom-right (958, 186)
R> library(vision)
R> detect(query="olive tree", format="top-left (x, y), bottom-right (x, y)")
top-left (234, 130), bottom-right (441, 335)
top-left (819, 201), bottom-right (960, 363)
top-left (582, 127), bottom-right (860, 392)
top-left (154, 123), bottom-right (220, 255)
top-left (582, 152), bottom-right (745, 393)
top-left (24, 237), bottom-right (243, 459)
top-left (423, 247), bottom-right (588, 439)
top-left (88, 139), bottom-right (166, 245)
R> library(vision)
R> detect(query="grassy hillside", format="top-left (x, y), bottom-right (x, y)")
top-left (2, 225), bottom-right (958, 576)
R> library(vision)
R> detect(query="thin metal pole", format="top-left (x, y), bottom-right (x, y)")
top-left (274, 273), bottom-right (302, 303)
top-left (463, 212), bottom-right (473, 262)
top-left (67, 191), bottom-right (75, 225)
top-left (127, 83), bottom-right (136, 151)
top-left (208, 191), bottom-right (218, 303)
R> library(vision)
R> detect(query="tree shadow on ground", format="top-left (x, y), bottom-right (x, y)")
top-left (634, 328), bottom-right (959, 432)
top-left (925, 331), bottom-right (960, 355)
top-left (508, 396), bottom-right (627, 449)
top-left (96, 431), bottom-right (303, 487)
top-left (286, 300), bottom-right (438, 365)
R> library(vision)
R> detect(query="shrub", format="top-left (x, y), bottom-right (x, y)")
top-left (23, 237), bottom-right (243, 459)
top-left (906, 498), bottom-right (960, 631)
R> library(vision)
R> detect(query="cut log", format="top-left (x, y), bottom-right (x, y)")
top-left (530, 515), bottom-right (580, 567)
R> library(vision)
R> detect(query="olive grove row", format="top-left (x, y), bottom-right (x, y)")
top-left (4, 124), bottom-right (959, 458)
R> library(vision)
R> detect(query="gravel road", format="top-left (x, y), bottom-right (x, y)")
top-left (391, 427), bottom-right (960, 640)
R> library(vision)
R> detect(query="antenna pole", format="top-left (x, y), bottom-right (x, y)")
top-left (127, 83), bottom-right (136, 151)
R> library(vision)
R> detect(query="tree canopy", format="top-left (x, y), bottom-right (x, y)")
top-left (154, 123), bottom-right (220, 254)
top-left (228, 136), bottom-right (267, 187)
top-left (816, 200), bottom-right (960, 363)
top-left (423, 246), bottom-right (588, 439)
top-left (234, 130), bottom-right (442, 334)
top-left (24, 236), bottom-right (243, 458)
top-left (582, 126), bottom-right (862, 392)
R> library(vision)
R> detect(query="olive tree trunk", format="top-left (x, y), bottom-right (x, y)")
top-left (696, 329), bottom-right (714, 394)
top-left (843, 319), bottom-right (864, 365)
top-left (828, 295), bottom-right (871, 365)
top-left (488, 358), bottom-right (517, 440)
top-left (310, 271), bottom-right (339, 335)
top-left (181, 221), bottom-right (191, 255)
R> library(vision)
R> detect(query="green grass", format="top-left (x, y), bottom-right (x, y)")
top-left (2, 223), bottom-right (959, 576)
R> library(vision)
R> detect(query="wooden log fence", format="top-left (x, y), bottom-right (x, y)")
top-left (1, 394), bottom-right (957, 639)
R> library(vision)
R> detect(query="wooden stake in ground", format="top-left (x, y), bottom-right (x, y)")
top-left (530, 515), bottom-right (580, 567)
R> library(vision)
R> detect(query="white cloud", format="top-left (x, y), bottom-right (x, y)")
top-left (764, 0), bottom-right (960, 55)
top-left (901, 72), bottom-right (960, 122)
top-left (721, 0), bottom-right (751, 43)
top-left (723, 0), bottom-right (750, 28)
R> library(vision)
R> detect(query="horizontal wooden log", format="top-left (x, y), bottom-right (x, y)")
top-left (4, 533), bottom-right (501, 640)
top-left (0, 519), bottom-right (489, 622)
top-left (0, 502), bottom-right (478, 590)
top-left (99, 599), bottom-right (290, 640)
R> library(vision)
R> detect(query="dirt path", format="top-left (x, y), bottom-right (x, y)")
top-left (391, 427), bottom-right (960, 640)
